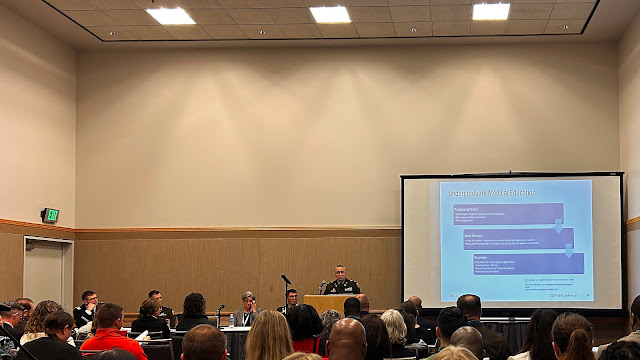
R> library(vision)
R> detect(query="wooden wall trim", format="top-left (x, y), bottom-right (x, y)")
top-left (628, 216), bottom-right (640, 232)
top-left (0, 218), bottom-right (74, 232)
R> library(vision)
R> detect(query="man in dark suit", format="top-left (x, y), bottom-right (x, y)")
top-left (148, 290), bottom-right (177, 327)
top-left (277, 288), bottom-right (299, 315)
top-left (1, 301), bottom-right (24, 339)
top-left (457, 294), bottom-right (512, 360)
top-left (409, 296), bottom-right (437, 344)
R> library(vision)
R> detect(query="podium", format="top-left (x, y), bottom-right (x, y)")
top-left (304, 294), bottom-right (353, 315)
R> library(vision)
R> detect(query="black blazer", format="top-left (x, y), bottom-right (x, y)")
top-left (175, 314), bottom-right (216, 332)
top-left (131, 315), bottom-right (170, 338)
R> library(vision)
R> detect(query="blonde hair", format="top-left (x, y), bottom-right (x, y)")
top-left (245, 310), bottom-right (292, 360)
top-left (283, 353), bottom-right (323, 360)
top-left (432, 345), bottom-right (478, 360)
top-left (380, 309), bottom-right (406, 345)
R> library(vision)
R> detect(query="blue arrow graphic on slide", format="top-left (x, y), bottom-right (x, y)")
top-left (555, 219), bottom-right (563, 233)
top-left (565, 243), bottom-right (574, 258)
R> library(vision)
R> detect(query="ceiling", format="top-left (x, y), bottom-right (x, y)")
top-left (2, 0), bottom-right (640, 48)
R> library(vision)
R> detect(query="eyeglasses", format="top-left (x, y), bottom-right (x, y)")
top-left (86, 296), bottom-right (98, 301)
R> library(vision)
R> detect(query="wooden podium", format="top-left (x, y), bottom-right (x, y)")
top-left (304, 294), bottom-right (352, 314)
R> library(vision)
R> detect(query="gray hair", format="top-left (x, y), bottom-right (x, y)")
top-left (319, 309), bottom-right (342, 339)
top-left (242, 291), bottom-right (256, 301)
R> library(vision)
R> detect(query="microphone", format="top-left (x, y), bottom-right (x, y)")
top-left (318, 280), bottom-right (326, 295)
top-left (281, 274), bottom-right (291, 285)
top-left (216, 304), bottom-right (225, 312)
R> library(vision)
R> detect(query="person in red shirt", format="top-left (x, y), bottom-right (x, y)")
top-left (80, 303), bottom-right (147, 360)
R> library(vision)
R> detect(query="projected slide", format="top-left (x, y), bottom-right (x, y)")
top-left (440, 180), bottom-right (593, 302)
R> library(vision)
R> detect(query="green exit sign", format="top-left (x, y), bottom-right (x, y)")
top-left (41, 208), bottom-right (60, 224)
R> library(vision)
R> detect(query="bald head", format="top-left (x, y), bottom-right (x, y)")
top-left (408, 296), bottom-right (422, 311)
top-left (450, 326), bottom-right (483, 360)
top-left (356, 294), bottom-right (370, 312)
top-left (327, 318), bottom-right (367, 360)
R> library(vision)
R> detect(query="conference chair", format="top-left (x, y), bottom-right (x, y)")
top-left (128, 331), bottom-right (164, 340)
top-left (139, 339), bottom-right (174, 360)
top-left (170, 331), bottom-right (188, 360)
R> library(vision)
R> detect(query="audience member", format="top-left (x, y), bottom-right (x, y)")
top-left (176, 293), bottom-right (215, 331)
top-left (408, 296), bottom-right (437, 344)
top-left (344, 298), bottom-right (362, 320)
top-left (283, 353), bottom-right (323, 360)
top-left (15, 311), bottom-right (82, 360)
top-left (20, 300), bottom-right (71, 346)
top-left (277, 289), bottom-right (299, 315)
top-left (147, 290), bottom-right (177, 328)
top-left (1, 301), bottom-right (25, 339)
top-left (319, 309), bottom-right (342, 356)
top-left (598, 340), bottom-right (640, 360)
top-left (286, 304), bottom-right (323, 353)
top-left (327, 318), bottom-right (367, 360)
top-left (595, 294), bottom-right (640, 359)
top-left (245, 310), bottom-right (292, 360)
top-left (551, 312), bottom-right (594, 360)
top-left (458, 294), bottom-right (512, 360)
top-left (14, 298), bottom-right (33, 333)
top-left (233, 291), bottom-right (262, 327)
top-left (74, 291), bottom-right (98, 328)
top-left (450, 326), bottom-right (484, 360)
top-left (400, 300), bottom-right (432, 344)
top-left (93, 349), bottom-right (137, 360)
top-left (324, 265), bottom-right (360, 295)
top-left (356, 294), bottom-right (370, 317)
top-left (509, 309), bottom-right (557, 360)
top-left (181, 324), bottom-right (226, 360)
top-left (80, 303), bottom-right (147, 360)
top-left (380, 309), bottom-right (415, 358)
top-left (361, 314), bottom-right (391, 360)
top-left (432, 345), bottom-right (478, 360)
top-left (131, 297), bottom-right (170, 338)
top-left (427, 306), bottom-right (467, 360)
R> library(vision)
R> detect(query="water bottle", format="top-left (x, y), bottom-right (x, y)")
top-left (228, 313), bottom-right (234, 328)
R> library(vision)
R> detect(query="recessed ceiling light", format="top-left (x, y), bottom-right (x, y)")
top-left (146, 8), bottom-right (195, 25)
top-left (560, 24), bottom-right (570, 29)
top-left (472, 3), bottom-right (510, 21)
top-left (109, 31), bottom-right (118, 36)
top-left (410, 27), bottom-right (417, 32)
top-left (309, 6), bottom-right (351, 24)
top-left (259, 30), bottom-right (266, 34)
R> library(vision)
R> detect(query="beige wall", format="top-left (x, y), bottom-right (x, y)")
top-left (76, 42), bottom-right (619, 229)
top-left (0, 4), bottom-right (76, 228)
top-left (620, 10), bottom-right (640, 306)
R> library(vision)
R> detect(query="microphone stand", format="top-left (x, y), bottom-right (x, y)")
top-left (0, 325), bottom-right (38, 360)
top-left (284, 279), bottom-right (289, 315)
top-left (216, 305), bottom-right (224, 329)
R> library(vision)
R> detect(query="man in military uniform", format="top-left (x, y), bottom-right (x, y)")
top-left (148, 290), bottom-right (177, 327)
top-left (324, 265), bottom-right (360, 294)
top-left (276, 288), bottom-right (299, 314)
top-left (74, 290), bottom-right (98, 328)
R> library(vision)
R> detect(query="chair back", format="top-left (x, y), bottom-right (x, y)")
top-left (171, 334), bottom-right (184, 360)
top-left (141, 341), bottom-right (174, 360)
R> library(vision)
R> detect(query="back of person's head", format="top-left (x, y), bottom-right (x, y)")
top-left (432, 345), bottom-right (478, 360)
top-left (450, 326), bottom-right (483, 360)
top-left (356, 294), bottom-right (370, 311)
top-left (16, 298), bottom-right (33, 312)
top-left (380, 309), bottom-right (407, 345)
top-left (551, 312), bottom-right (594, 360)
top-left (319, 309), bottom-right (342, 340)
top-left (327, 318), bottom-right (367, 360)
top-left (25, 300), bottom-right (62, 333)
top-left (344, 297), bottom-right (361, 318)
top-left (599, 340), bottom-right (640, 360)
top-left (245, 310), bottom-right (292, 360)
top-left (43, 311), bottom-right (74, 341)
top-left (139, 297), bottom-right (161, 316)
top-left (437, 306), bottom-right (467, 343)
top-left (395, 308), bottom-right (416, 344)
top-left (456, 294), bottom-right (481, 318)
top-left (93, 348), bottom-right (137, 360)
top-left (400, 301), bottom-right (418, 319)
top-left (183, 293), bottom-right (206, 316)
top-left (286, 304), bottom-right (323, 341)
top-left (96, 303), bottom-right (124, 329)
top-left (361, 314), bottom-right (391, 360)
top-left (283, 353), bottom-right (323, 360)
top-left (82, 291), bottom-right (96, 301)
top-left (631, 294), bottom-right (640, 327)
top-left (520, 308), bottom-right (557, 360)
top-left (181, 324), bottom-right (227, 360)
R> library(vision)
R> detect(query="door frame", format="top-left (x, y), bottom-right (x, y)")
top-left (23, 236), bottom-right (74, 311)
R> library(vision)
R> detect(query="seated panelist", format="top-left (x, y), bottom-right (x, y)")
top-left (324, 265), bottom-right (360, 295)
top-left (130, 298), bottom-right (170, 339)
top-left (234, 291), bottom-right (262, 327)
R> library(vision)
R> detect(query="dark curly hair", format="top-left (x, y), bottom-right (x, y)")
top-left (599, 341), bottom-right (640, 360)
top-left (183, 293), bottom-right (206, 317)
top-left (285, 304), bottom-right (323, 341)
